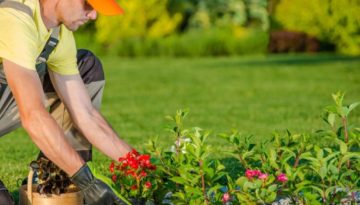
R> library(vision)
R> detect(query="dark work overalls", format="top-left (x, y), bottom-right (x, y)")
top-left (0, 1), bottom-right (105, 204)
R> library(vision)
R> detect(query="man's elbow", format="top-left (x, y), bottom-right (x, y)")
top-left (21, 108), bottom-right (50, 136)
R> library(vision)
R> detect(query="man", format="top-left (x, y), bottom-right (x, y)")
top-left (0, 0), bottom-right (133, 204)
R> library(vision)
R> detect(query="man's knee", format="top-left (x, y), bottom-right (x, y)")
top-left (77, 49), bottom-right (105, 84)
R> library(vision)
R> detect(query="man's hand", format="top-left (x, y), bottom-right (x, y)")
top-left (71, 164), bottom-right (130, 205)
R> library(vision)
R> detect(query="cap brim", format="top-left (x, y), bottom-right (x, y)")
top-left (87, 0), bottom-right (124, 16)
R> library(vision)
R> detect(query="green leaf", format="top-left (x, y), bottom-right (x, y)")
top-left (165, 115), bottom-right (174, 121)
top-left (264, 191), bottom-right (277, 203)
top-left (304, 192), bottom-right (322, 205)
top-left (340, 153), bottom-right (360, 166)
top-left (267, 184), bottom-right (278, 192)
top-left (325, 186), bottom-right (338, 198)
top-left (170, 177), bottom-right (188, 185)
top-left (268, 149), bottom-right (279, 169)
top-left (172, 192), bottom-right (186, 201)
top-left (348, 102), bottom-right (360, 115)
top-left (332, 92), bottom-right (344, 107)
top-left (236, 176), bottom-right (248, 187)
top-left (253, 179), bottom-right (263, 189)
top-left (316, 148), bottom-right (324, 159)
top-left (243, 181), bottom-right (257, 192)
top-left (294, 180), bottom-right (312, 193)
top-left (309, 185), bottom-right (324, 196)
top-left (319, 166), bottom-right (327, 179)
top-left (328, 164), bottom-right (339, 175)
top-left (87, 162), bottom-right (131, 205)
top-left (339, 140), bottom-right (347, 154)
top-left (327, 113), bottom-right (336, 127)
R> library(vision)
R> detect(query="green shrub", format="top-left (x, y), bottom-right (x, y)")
top-left (274, 0), bottom-right (360, 55)
top-left (107, 27), bottom-right (268, 57)
top-left (95, 0), bottom-right (183, 46)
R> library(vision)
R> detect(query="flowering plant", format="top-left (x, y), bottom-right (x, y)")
top-left (109, 149), bottom-right (159, 200)
top-left (229, 169), bottom-right (288, 204)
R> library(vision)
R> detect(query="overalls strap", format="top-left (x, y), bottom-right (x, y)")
top-left (0, 0), bottom-right (60, 94)
top-left (0, 0), bottom-right (33, 17)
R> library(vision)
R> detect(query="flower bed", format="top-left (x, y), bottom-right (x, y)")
top-left (107, 93), bottom-right (359, 204)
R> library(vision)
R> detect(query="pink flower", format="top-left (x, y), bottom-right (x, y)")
top-left (245, 170), bottom-right (255, 179)
top-left (258, 173), bottom-right (269, 180)
top-left (222, 193), bottom-right (230, 203)
top-left (253, 170), bottom-right (262, 176)
top-left (245, 169), bottom-right (261, 179)
top-left (277, 173), bottom-right (288, 183)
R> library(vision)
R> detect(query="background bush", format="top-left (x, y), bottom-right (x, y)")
top-left (273, 0), bottom-right (360, 55)
top-left (76, 0), bottom-right (269, 57)
top-left (75, 0), bottom-right (360, 56)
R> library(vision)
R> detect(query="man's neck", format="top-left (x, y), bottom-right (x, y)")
top-left (39, 0), bottom-right (60, 30)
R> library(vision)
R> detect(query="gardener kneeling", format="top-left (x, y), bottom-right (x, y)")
top-left (0, 0), bottom-right (132, 204)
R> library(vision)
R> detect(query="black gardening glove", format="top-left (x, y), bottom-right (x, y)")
top-left (71, 164), bottom-right (129, 205)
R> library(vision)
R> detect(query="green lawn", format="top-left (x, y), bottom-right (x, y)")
top-left (0, 54), bottom-right (359, 195)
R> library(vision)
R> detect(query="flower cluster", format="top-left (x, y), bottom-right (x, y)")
top-left (276, 173), bottom-right (288, 183)
top-left (245, 169), bottom-right (288, 183)
top-left (245, 169), bottom-right (268, 180)
top-left (109, 149), bottom-right (158, 199)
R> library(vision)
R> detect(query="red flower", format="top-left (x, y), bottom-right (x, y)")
top-left (148, 165), bottom-right (156, 170)
top-left (139, 154), bottom-right (152, 167)
top-left (145, 181), bottom-right (152, 189)
top-left (140, 170), bottom-right (147, 177)
top-left (131, 185), bottom-right (138, 190)
top-left (139, 154), bottom-right (150, 161)
top-left (112, 174), bottom-right (117, 182)
top-left (125, 170), bottom-right (137, 178)
top-left (131, 149), bottom-right (139, 156)
top-left (128, 158), bottom-right (139, 169)
top-left (109, 162), bottom-right (115, 173)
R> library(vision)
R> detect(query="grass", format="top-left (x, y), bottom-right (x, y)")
top-left (0, 54), bottom-right (359, 197)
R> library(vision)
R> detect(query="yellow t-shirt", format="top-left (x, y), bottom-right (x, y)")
top-left (0, 0), bottom-right (79, 75)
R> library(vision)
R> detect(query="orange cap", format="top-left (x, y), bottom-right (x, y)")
top-left (87, 0), bottom-right (124, 16)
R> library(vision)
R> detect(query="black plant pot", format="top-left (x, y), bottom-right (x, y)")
top-left (130, 198), bottom-right (146, 205)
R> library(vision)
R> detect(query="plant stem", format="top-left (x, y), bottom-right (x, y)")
top-left (176, 130), bottom-right (181, 155)
top-left (351, 192), bottom-right (356, 202)
top-left (293, 150), bottom-right (302, 168)
top-left (341, 117), bottom-right (351, 168)
top-left (322, 180), bottom-right (326, 204)
top-left (199, 160), bottom-right (209, 205)
top-left (260, 154), bottom-right (266, 164)
top-left (238, 154), bottom-right (248, 169)
top-left (342, 117), bottom-right (349, 143)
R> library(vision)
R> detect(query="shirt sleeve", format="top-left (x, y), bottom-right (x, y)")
top-left (47, 25), bottom-right (79, 75)
top-left (0, 7), bottom-right (38, 70)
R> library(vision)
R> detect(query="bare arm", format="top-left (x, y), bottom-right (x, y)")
top-left (47, 71), bottom-right (132, 161)
top-left (3, 59), bottom-right (84, 176)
